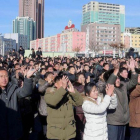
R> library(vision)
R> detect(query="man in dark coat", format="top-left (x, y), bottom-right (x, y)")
top-left (18, 46), bottom-right (25, 57)
top-left (36, 47), bottom-right (42, 60)
top-left (12, 49), bottom-right (17, 58)
top-left (30, 48), bottom-right (36, 59)
top-left (0, 67), bottom-right (36, 140)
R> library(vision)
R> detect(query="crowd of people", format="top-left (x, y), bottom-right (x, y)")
top-left (0, 48), bottom-right (140, 140)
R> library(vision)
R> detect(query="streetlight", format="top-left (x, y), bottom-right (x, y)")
top-left (104, 46), bottom-right (106, 56)
top-left (53, 51), bottom-right (54, 57)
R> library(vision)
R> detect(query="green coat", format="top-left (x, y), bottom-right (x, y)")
top-left (44, 87), bottom-right (83, 140)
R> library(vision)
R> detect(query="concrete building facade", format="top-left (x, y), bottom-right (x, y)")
top-left (30, 21), bottom-right (86, 53)
top-left (19, 0), bottom-right (44, 39)
top-left (81, 23), bottom-right (121, 50)
top-left (13, 17), bottom-right (36, 49)
top-left (4, 33), bottom-right (28, 50)
top-left (121, 33), bottom-right (140, 49)
top-left (82, 1), bottom-right (125, 32)
top-left (0, 36), bottom-right (16, 56)
top-left (125, 27), bottom-right (140, 34)
top-left (121, 33), bottom-right (132, 48)
top-left (131, 34), bottom-right (140, 48)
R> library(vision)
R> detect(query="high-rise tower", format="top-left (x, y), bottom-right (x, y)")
top-left (82, 1), bottom-right (125, 32)
top-left (19, 0), bottom-right (44, 39)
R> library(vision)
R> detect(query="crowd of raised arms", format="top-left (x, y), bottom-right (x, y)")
top-left (1, 47), bottom-right (140, 140)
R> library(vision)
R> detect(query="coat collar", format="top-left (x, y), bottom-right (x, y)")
top-left (6, 82), bottom-right (18, 100)
top-left (119, 76), bottom-right (129, 82)
top-left (84, 95), bottom-right (103, 105)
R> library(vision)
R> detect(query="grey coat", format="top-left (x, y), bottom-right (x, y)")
top-left (107, 73), bottom-right (138, 125)
top-left (0, 78), bottom-right (33, 140)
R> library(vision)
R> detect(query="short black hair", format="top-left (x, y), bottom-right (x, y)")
top-left (99, 60), bottom-right (104, 64)
top-left (103, 63), bottom-right (109, 67)
top-left (75, 72), bottom-right (85, 82)
top-left (120, 62), bottom-right (127, 68)
top-left (44, 72), bottom-right (53, 79)
top-left (14, 63), bottom-right (20, 68)
top-left (62, 62), bottom-right (67, 66)
top-left (85, 83), bottom-right (96, 96)
top-left (0, 67), bottom-right (8, 73)
top-left (54, 75), bottom-right (63, 83)
top-left (40, 68), bottom-right (46, 73)
top-left (29, 59), bottom-right (34, 63)
top-left (68, 66), bottom-right (75, 71)
top-left (46, 65), bottom-right (53, 70)
top-left (84, 64), bottom-right (89, 67)
top-left (119, 67), bottom-right (128, 73)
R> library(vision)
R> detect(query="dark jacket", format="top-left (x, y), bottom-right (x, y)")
top-left (73, 82), bottom-right (84, 114)
top-left (73, 82), bottom-right (85, 139)
top-left (84, 71), bottom-right (95, 84)
top-left (107, 73), bottom-right (138, 125)
top-left (67, 73), bottom-right (76, 83)
top-left (12, 51), bottom-right (17, 58)
top-left (0, 78), bottom-right (33, 140)
top-left (18, 49), bottom-right (25, 56)
top-left (30, 51), bottom-right (36, 58)
top-left (36, 51), bottom-right (42, 59)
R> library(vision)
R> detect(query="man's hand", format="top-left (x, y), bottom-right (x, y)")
top-left (106, 84), bottom-right (114, 96)
top-left (67, 81), bottom-right (75, 93)
top-left (129, 59), bottom-right (135, 71)
top-left (62, 76), bottom-right (69, 89)
top-left (113, 62), bottom-right (120, 76)
top-left (25, 68), bottom-right (36, 79)
top-left (86, 76), bottom-right (90, 83)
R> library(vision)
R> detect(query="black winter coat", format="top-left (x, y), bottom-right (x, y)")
top-left (0, 78), bottom-right (33, 140)
top-left (18, 49), bottom-right (25, 56)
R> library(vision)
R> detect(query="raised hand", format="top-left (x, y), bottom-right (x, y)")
top-left (26, 68), bottom-right (36, 79)
top-left (106, 84), bottom-right (114, 97)
top-left (77, 68), bottom-right (81, 73)
top-left (113, 62), bottom-right (120, 76)
top-left (62, 76), bottom-right (69, 89)
top-left (67, 80), bottom-right (75, 93)
top-left (129, 59), bottom-right (135, 71)
top-left (86, 76), bottom-right (90, 83)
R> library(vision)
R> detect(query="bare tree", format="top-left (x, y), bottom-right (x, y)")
top-left (109, 42), bottom-right (125, 50)
top-left (109, 42), bottom-right (125, 57)
top-left (72, 44), bottom-right (83, 56)
top-left (88, 41), bottom-right (102, 55)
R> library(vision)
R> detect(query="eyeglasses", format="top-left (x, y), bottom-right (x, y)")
top-left (0, 75), bottom-right (9, 78)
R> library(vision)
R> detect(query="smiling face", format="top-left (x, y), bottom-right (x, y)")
top-left (89, 86), bottom-right (98, 100)
top-left (84, 65), bottom-right (89, 72)
top-left (69, 67), bottom-right (75, 74)
top-left (103, 64), bottom-right (109, 71)
top-left (120, 70), bottom-right (128, 79)
top-left (115, 78), bottom-right (121, 87)
top-left (78, 74), bottom-right (85, 84)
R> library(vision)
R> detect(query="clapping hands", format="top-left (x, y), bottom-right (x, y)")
top-left (23, 68), bottom-right (36, 79)
top-left (106, 84), bottom-right (114, 97)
